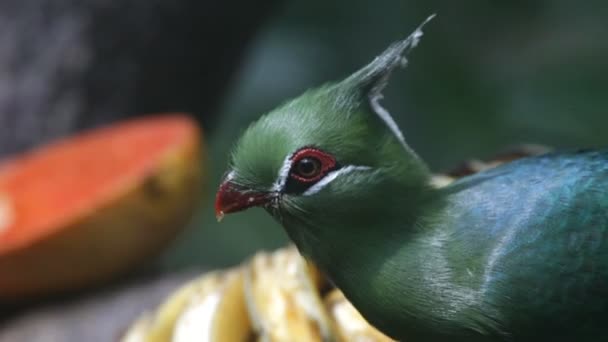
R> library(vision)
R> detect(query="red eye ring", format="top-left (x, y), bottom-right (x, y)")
top-left (289, 148), bottom-right (337, 183)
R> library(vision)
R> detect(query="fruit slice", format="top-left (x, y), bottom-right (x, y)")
top-left (0, 114), bottom-right (204, 299)
top-left (324, 289), bottom-right (395, 342)
top-left (172, 270), bottom-right (251, 342)
top-left (122, 269), bottom-right (251, 342)
top-left (244, 246), bottom-right (336, 342)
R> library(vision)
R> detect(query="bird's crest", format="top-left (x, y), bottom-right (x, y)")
top-left (344, 14), bottom-right (435, 94)
top-left (339, 14), bottom-right (435, 152)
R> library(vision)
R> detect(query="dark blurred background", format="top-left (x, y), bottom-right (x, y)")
top-left (1, 0), bottom-right (607, 279)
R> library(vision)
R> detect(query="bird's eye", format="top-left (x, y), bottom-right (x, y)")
top-left (294, 157), bottom-right (322, 179)
top-left (284, 147), bottom-right (338, 193)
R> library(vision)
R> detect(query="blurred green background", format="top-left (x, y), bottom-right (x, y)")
top-left (162, 0), bottom-right (608, 270)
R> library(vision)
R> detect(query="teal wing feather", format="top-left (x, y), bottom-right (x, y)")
top-left (443, 150), bottom-right (608, 340)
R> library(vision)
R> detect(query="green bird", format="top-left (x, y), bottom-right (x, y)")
top-left (215, 16), bottom-right (608, 341)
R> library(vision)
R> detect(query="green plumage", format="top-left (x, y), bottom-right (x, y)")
top-left (218, 17), bottom-right (608, 341)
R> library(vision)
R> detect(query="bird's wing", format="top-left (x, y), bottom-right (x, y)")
top-left (443, 149), bottom-right (608, 338)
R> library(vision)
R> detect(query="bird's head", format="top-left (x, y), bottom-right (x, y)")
top-left (216, 17), bottom-right (435, 252)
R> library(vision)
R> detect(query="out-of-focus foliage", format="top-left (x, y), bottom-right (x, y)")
top-left (164, 0), bottom-right (608, 268)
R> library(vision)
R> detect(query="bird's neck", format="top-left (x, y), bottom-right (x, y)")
top-left (284, 186), bottom-right (486, 339)
top-left (285, 179), bottom-right (435, 272)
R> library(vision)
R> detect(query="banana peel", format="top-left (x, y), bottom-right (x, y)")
top-left (122, 247), bottom-right (390, 342)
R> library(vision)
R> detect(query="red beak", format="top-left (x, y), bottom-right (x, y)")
top-left (215, 180), bottom-right (273, 221)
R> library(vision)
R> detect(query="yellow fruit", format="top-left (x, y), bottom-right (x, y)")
top-left (244, 247), bottom-right (337, 342)
top-left (123, 270), bottom-right (251, 342)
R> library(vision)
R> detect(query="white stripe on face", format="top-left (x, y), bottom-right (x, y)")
top-left (225, 170), bottom-right (236, 181)
top-left (271, 154), bottom-right (292, 192)
top-left (302, 165), bottom-right (371, 196)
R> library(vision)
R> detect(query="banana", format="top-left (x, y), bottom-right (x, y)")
top-left (121, 270), bottom-right (250, 342)
top-left (324, 289), bottom-right (394, 342)
top-left (244, 246), bottom-right (336, 342)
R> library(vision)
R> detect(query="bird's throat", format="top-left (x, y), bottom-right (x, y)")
top-left (280, 189), bottom-right (478, 339)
